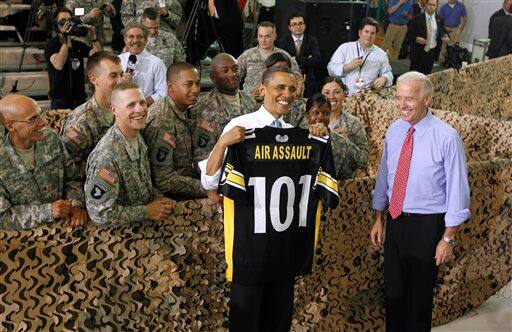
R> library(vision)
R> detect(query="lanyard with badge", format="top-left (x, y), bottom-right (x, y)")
top-left (355, 42), bottom-right (373, 89)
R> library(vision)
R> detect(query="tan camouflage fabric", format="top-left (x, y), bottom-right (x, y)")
top-left (121, 0), bottom-right (183, 34)
top-left (66, 0), bottom-right (116, 44)
top-left (42, 108), bottom-right (72, 134)
top-left (85, 125), bottom-right (158, 226)
top-left (146, 30), bottom-right (186, 67)
top-left (60, 97), bottom-right (115, 179)
top-left (190, 89), bottom-right (257, 164)
top-left (0, 129), bottom-right (84, 230)
top-left (144, 97), bottom-right (204, 198)
top-left (237, 46), bottom-right (300, 93)
top-left (0, 159), bottom-right (510, 330)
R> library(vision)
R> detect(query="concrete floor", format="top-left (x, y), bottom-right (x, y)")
top-left (432, 282), bottom-right (512, 332)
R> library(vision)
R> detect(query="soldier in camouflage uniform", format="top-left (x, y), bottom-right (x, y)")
top-left (61, 52), bottom-right (123, 179)
top-left (121, 0), bottom-right (182, 34)
top-left (238, 22), bottom-right (300, 94)
top-left (66, 0), bottom-right (116, 45)
top-left (0, 95), bottom-right (87, 230)
top-left (191, 53), bottom-right (257, 165)
top-left (141, 8), bottom-right (186, 67)
top-left (144, 63), bottom-right (205, 200)
top-left (299, 93), bottom-right (358, 181)
top-left (85, 82), bottom-right (176, 226)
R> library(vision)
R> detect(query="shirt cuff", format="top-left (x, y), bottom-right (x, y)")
top-left (199, 159), bottom-right (222, 190)
top-left (372, 190), bottom-right (388, 211)
top-left (444, 208), bottom-right (471, 227)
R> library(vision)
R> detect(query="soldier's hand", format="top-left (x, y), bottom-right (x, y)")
top-left (88, 7), bottom-right (102, 18)
top-left (333, 127), bottom-right (350, 138)
top-left (51, 199), bottom-right (72, 218)
top-left (157, 7), bottom-right (169, 17)
top-left (146, 96), bottom-right (155, 107)
top-left (308, 122), bottom-right (328, 137)
top-left (147, 198), bottom-right (175, 221)
top-left (69, 207), bottom-right (89, 228)
top-left (218, 126), bottom-right (246, 148)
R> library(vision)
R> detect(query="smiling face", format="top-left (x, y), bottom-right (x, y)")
top-left (261, 71), bottom-right (297, 118)
top-left (210, 55), bottom-right (239, 94)
top-left (307, 103), bottom-right (331, 127)
top-left (395, 80), bottom-right (430, 125)
top-left (358, 24), bottom-right (377, 49)
top-left (4, 98), bottom-right (46, 145)
top-left (168, 68), bottom-right (201, 109)
top-left (111, 88), bottom-right (148, 137)
top-left (124, 27), bottom-right (147, 55)
top-left (89, 59), bottom-right (123, 98)
top-left (321, 81), bottom-right (346, 113)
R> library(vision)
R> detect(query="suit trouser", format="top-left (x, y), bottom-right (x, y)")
top-left (410, 47), bottom-right (437, 75)
top-left (384, 213), bottom-right (445, 332)
top-left (383, 23), bottom-right (408, 60)
top-left (229, 278), bottom-right (295, 332)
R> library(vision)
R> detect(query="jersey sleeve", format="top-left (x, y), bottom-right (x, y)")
top-left (218, 145), bottom-right (246, 200)
top-left (314, 140), bottom-right (340, 209)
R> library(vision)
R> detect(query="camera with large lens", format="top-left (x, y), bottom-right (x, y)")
top-left (58, 17), bottom-right (88, 37)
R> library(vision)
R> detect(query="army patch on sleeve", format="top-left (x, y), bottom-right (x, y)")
top-left (199, 119), bottom-right (216, 133)
top-left (197, 134), bottom-right (210, 148)
top-left (90, 182), bottom-right (107, 200)
top-left (156, 146), bottom-right (170, 163)
top-left (97, 166), bottom-right (118, 185)
top-left (162, 131), bottom-right (176, 148)
top-left (66, 129), bottom-right (83, 146)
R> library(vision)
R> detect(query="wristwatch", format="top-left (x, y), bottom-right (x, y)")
top-left (442, 235), bottom-right (456, 246)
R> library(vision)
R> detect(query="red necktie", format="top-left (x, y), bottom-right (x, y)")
top-left (388, 126), bottom-right (415, 219)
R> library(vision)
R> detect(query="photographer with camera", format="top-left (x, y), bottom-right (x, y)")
top-left (44, 7), bottom-right (102, 110)
top-left (66, 0), bottom-right (116, 46)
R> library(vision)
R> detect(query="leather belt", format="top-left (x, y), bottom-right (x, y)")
top-left (391, 22), bottom-right (407, 26)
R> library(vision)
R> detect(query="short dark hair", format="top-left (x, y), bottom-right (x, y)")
top-left (166, 62), bottom-right (197, 83)
top-left (321, 76), bottom-right (348, 95)
top-left (111, 81), bottom-right (141, 104)
top-left (287, 12), bottom-right (305, 25)
top-left (52, 6), bottom-right (72, 22)
top-left (306, 93), bottom-right (330, 114)
top-left (359, 17), bottom-right (379, 33)
top-left (261, 66), bottom-right (294, 85)
top-left (265, 52), bottom-right (291, 69)
top-left (257, 21), bottom-right (275, 31)
top-left (141, 7), bottom-right (159, 21)
top-left (86, 51), bottom-right (120, 76)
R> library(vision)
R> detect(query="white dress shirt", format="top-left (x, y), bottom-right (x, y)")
top-left (119, 50), bottom-right (167, 102)
top-left (199, 105), bottom-right (292, 190)
top-left (327, 41), bottom-right (393, 96)
top-left (425, 12), bottom-right (438, 51)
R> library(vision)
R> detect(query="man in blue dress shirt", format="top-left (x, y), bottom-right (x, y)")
top-left (382, 0), bottom-right (413, 60)
top-left (370, 71), bottom-right (470, 332)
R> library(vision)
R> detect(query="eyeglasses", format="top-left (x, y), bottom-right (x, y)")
top-left (290, 22), bottom-right (305, 27)
top-left (9, 114), bottom-right (42, 124)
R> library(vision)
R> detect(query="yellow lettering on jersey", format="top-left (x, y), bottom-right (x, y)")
top-left (290, 146), bottom-right (296, 159)
top-left (264, 145), bottom-right (271, 159)
top-left (272, 146), bottom-right (279, 159)
top-left (306, 146), bottom-right (312, 159)
top-left (254, 145), bottom-right (261, 159)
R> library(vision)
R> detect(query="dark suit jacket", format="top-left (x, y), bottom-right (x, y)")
top-left (276, 34), bottom-right (321, 96)
top-left (488, 16), bottom-right (512, 59)
top-left (489, 9), bottom-right (508, 37)
top-left (407, 12), bottom-right (447, 58)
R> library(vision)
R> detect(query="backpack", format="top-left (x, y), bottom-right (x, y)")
top-left (444, 43), bottom-right (471, 69)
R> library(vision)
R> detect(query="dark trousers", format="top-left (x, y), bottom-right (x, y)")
top-left (229, 278), bottom-right (295, 332)
top-left (384, 213), bottom-right (445, 332)
top-left (410, 47), bottom-right (437, 75)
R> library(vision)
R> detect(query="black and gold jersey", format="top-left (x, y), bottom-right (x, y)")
top-left (219, 127), bottom-right (340, 285)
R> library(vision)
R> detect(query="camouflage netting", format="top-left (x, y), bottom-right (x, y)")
top-left (1, 55), bottom-right (510, 331)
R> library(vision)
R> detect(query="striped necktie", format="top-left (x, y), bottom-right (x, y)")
top-left (388, 126), bottom-right (415, 219)
top-left (271, 120), bottom-right (282, 128)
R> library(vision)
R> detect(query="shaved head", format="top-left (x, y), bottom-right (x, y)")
top-left (0, 94), bottom-right (40, 121)
top-left (210, 53), bottom-right (240, 94)
top-left (166, 62), bottom-right (198, 83)
top-left (211, 53), bottom-right (236, 72)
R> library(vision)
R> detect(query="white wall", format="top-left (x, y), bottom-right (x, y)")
top-left (438, 0), bottom-right (503, 49)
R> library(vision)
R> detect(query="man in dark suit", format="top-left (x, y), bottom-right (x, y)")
top-left (488, 15), bottom-right (512, 59)
top-left (276, 12), bottom-right (321, 98)
top-left (489, 0), bottom-right (512, 37)
top-left (207, 0), bottom-right (245, 58)
top-left (407, 0), bottom-right (450, 75)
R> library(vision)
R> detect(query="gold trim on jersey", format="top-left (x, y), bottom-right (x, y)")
top-left (314, 201), bottom-right (323, 252)
top-left (224, 197), bottom-right (235, 282)
top-left (316, 171), bottom-right (339, 196)
top-left (226, 169), bottom-right (246, 191)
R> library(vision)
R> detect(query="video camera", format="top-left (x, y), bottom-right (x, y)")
top-left (57, 16), bottom-right (88, 37)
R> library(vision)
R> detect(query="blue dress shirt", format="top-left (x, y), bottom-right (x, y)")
top-left (372, 111), bottom-right (471, 227)
top-left (388, 0), bottom-right (413, 25)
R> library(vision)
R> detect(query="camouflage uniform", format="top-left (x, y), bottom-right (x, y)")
top-left (283, 98), bottom-right (306, 128)
top-left (61, 97), bottom-right (115, 179)
top-left (146, 30), bottom-right (186, 67)
top-left (297, 117), bottom-right (357, 181)
top-left (121, 0), bottom-right (183, 34)
top-left (190, 89), bottom-right (257, 164)
top-left (330, 111), bottom-right (370, 172)
top-left (0, 129), bottom-right (84, 230)
top-left (144, 97), bottom-right (204, 198)
top-left (85, 125), bottom-right (159, 226)
top-left (66, 0), bottom-right (116, 45)
top-left (237, 46), bottom-right (300, 94)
